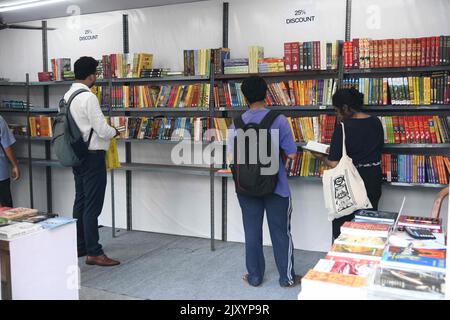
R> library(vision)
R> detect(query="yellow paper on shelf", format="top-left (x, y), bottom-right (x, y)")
top-left (106, 138), bottom-right (121, 170)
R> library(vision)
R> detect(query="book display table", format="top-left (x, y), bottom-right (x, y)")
top-left (0, 221), bottom-right (78, 300)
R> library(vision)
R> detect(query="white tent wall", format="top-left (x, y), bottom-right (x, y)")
top-left (0, 0), bottom-right (448, 253)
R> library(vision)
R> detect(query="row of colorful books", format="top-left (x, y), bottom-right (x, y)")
top-left (382, 154), bottom-right (450, 185)
top-left (1, 100), bottom-right (28, 109)
top-left (214, 79), bottom-right (338, 108)
top-left (342, 75), bottom-right (450, 106)
top-left (92, 84), bottom-right (211, 109)
top-left (50, 58), bottom-right (73, 81)
top-left (99, 53), bottom-right (153, 79)
top-left (343, 36), bottom-right (450, 69)
top-left (300, 209), bottom-right (446, 300)
top-left (285, 151), bottom-right (327, 178)
top-left (287, 115), bottom-right (337, 144)
top-left (284, 41), bottom-right (343, 71)
top-left (182, 49), bottom-right (214, 77)
top-left (110, 117), bottom-right (231, 142)
top-left (0, 207), bottom-right (75, 239)
top-left (380, 115), bottom-right (450, 144)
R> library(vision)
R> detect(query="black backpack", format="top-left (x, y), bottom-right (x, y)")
top-left (230, 110), bottom-right (281, 197)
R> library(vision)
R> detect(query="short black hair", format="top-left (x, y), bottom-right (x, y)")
top-left (332, 88), bottom-right (364, 111)
top-left (241, 76), bottom-right (268, 104)
top-left (74, 56), bottom-right (98, 80)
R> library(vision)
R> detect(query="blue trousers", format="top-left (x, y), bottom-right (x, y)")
top-left (72, 152), bottom-right (107, 257)
top-left (237, 193), bottom-right (296, 286)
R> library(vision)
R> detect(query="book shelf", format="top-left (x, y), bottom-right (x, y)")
top-left (1, 1), bottom-right (449, 251)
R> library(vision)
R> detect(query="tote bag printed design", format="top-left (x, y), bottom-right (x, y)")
top-left (323, 123), bottom-right (372, 221)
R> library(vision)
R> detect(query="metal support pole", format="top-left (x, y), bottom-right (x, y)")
top-left (221, 2), bottom-right (229, 243)
top-left (338, 0), bottom-right (352, 89)
top-left (26, 73), bottom-right (34, 208)
top-left (42, 20), bottom-right (52, 212)
top-left (210, 53), bottom-right (216, 251)
top-left (108, 74), bottom-right (117, 238)
top-left (123, 13), bottom-right (133, 232)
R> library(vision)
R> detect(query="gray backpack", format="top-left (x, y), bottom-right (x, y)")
top-left (52, 89), bottom-right (93, 167)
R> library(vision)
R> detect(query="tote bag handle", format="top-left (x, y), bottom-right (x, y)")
top-left (340, 122), bottom-right (348, 158)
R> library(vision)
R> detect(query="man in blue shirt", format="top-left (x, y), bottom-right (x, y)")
top-left (227, 76), bottom-right (301, 288)
top-left (0, 115), bottom-right (20, 207)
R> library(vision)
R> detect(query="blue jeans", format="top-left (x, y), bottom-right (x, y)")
top-left (237, 193), bottom-right (296, 286)
top-left (72, 151), bottom-right (107, 257)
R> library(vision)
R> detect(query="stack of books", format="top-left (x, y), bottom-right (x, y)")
top-left (248, 46), bottom-right (264, 73)
top-left (369, 215), bottom-right (446, 299)
top-left (140, 68), bottom-right (167, 78)
top-left (381, 154), bottom-right (450, 185)
top-left (300, 210), bottom-right (397, 300)
top-left (1, 100), bottom-right (27, 109)
top-left (379, 115), bottom-right (450, 144)
top-left (224, 59), bottom-right (249, 74)
top-left (104, 53), bottom-right (153, 79)
top-left (257, 58), bottom-right (285, 73)
top-left (284, 41), bottom-right (343, 71)
top-left (343, 36), bottom-right (450, 69)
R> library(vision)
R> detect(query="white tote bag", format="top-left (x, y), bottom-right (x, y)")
top-left (322, 123), bottom-right (372, 221)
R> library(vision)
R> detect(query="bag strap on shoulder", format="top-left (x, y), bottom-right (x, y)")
top-left (259, 110), bottom-right (281, 130)
top-left (233, 115), bottom-right (246, 130)
top-left (66, 89), bottom-right (94, 147)
top-left (340, 122), bottom-right (347, 157)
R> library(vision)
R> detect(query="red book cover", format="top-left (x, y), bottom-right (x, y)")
top-left (399, 116), bottom-right (406, 143)
top-left (373, 40), bottom-right (379, 68)
top-left (342, 222), bottom-right (391, 232)
top-left (393, 39), bottom-right (401, 68)
top-left (426, 37), bottom-right (432, 66)
top-left (353, 38), bottom-right (360, 69)
top-left (406, 38), bottom-right (413, 67)
top-left (411, 38), bottom-right (418, 67)
top-left (314, 41), bottom-right (320, 70)
top-left (284, 42), bottom-right (293, 72)
top-left (291, 42), bottom-right (300, 71)
top-left (400, 38), bottom-right (407, 67)
top-left (417, 115), bottom-right (425, 143)
top-left (420, 38), bottom-right (427, 67)
top-left (404, 117), bottom-right (411, 143)
top-left (430, 37), bottom-right (436, 66)
top-left (377, 40), bottom-right (383, 68)
top-left (387, 39), bottom-right (394, 68)
top-left (382, 39), bottom-right (389, 68)
top-left (435, 36), bottom-right (441, 66)
top-left (344, 41), bottom-right (350, 69)
top-left (423, 116), bottom-right (431, 143)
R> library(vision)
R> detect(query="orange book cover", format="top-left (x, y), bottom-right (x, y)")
top-left (393, 39), bottom-right (401, 68)
top-left (35, 116), bottom-right (41, 137)
top-left (303, 270), bottom-right (366, 288)
top-left (342, 221), bottom-right (390, 232)
top-left (369, 40), bottom-right (375, 68)
top-left (39, 116), bottom-right (50, 137)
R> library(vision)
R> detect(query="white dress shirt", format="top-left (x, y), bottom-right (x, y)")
top-left (64, 83), bottom-right (116, 151)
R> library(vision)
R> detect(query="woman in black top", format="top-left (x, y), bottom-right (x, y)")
top-left (313, 88), bottom-right (385, 240)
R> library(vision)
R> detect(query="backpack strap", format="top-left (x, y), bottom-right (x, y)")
top-left (66, 89), bottom-right (94, 147)
top-left (259, 110), bottom-right (281, 130)
top-left (233, 115), bottom-right (246, 130)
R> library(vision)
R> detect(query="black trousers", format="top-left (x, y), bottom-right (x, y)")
top-left (332, 165), bottom-right (383, 240)
top-left (72, 151), bottom-right (107, 256)
top-left (0, 178), bottom-right (12, 207)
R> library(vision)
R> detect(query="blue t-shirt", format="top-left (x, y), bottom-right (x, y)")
top-left (0, 116), bottom-right (16, 181)
top-left (227, 108), bottom-right (297, 198)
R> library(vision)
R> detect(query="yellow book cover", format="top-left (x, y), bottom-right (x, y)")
top-left (173, 86), bottom-right (183, 108)
top-left (434, 116), bottom-right (443, 144)
top-left (424, 77), bottom-right (431, 105)
top-left (29, 117), bottom-right (36, 137)
top-left (408, 77), bottom-right (415, 105)
top-left (303, 270), bottom-right (366, 288)
top-left (287, 117), bottom-right (295, 138)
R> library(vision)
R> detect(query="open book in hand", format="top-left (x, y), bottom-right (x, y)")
top-left (302, 141), bottom-right (330, 155)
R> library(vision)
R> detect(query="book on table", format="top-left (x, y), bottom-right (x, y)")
top-left (381, 245), bottom-right (446, 273)
top-left (0, 222), bottom-right (43, 240)
top-left (328, 244), bottom-right (384, 261)
top-left (354, 209), bottom-right (399, 224)
top-left (38, 217), bottom-right (76, 230)
top-left (341, 221), bottom-right (391, 238)
top-left (334, 234), bottom-right (387, 249)
top-left (0, 207), bottom-right (39, 221)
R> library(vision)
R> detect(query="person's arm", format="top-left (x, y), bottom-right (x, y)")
top-left (278, 116), bottom-right (298, 171)
top-left (311, 122), bottom-right (342, 169)
top-left (4, 146), bottom-right (20, 180)
top-left (86, 95), bottom-right (119, 139)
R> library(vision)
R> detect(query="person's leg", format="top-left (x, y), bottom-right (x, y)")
top-left (0, 178), bottom-right (13, 208)
top-left (82, 153), bottom-right (107, 257)
top-left (72, 167), bottom-right (86, 253)
top-left (265, 194), bottom-right (296, 286)
top-left (237, 193), bottom-right (265, 286)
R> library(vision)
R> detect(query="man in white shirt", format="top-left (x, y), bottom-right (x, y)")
top-left (66, 56), bottom-right (120, 266)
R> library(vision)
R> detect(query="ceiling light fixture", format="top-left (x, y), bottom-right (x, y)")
top-left (0, 0), bottom-right (66, 13)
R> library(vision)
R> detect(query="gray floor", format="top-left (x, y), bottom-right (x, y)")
top-left (79, 227), bottom-right (326, 300)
